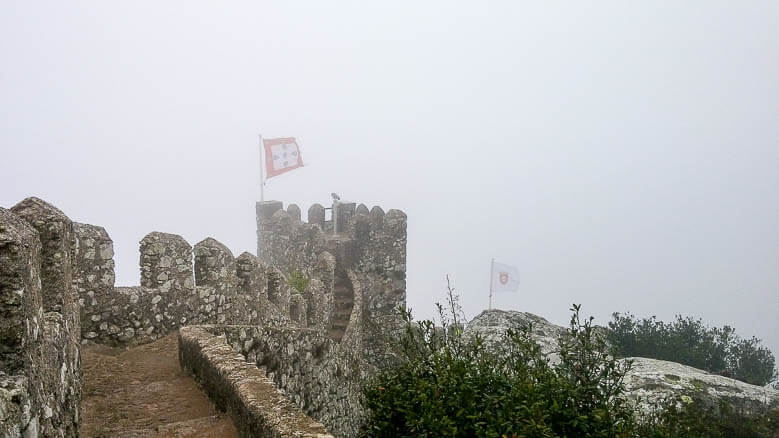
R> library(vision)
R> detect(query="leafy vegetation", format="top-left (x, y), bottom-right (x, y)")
top-left (361, 280), bottom-right (636, 437)
top-left (608, 313), bottom-right (777, 386)
top-left (287, 270), bottom-right (309, 294)
top-left (635, 395), bottom-right (779, 438)
top-left (359, 280), bottom-right (779, 437)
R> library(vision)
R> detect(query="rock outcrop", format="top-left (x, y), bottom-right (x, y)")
top-left (464, 309), bottom-right (779, 411)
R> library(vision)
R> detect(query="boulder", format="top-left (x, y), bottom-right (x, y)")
top-left (464, 309), bottom-right (779, 411)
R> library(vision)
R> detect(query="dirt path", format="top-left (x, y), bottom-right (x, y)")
top-left (80, 333), bottom-right (238, 438)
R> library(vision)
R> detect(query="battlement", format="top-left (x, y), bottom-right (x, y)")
top-left (1, 196), bottom-right (409, 437)
top-left (256, 199), bottom-right (407, 360)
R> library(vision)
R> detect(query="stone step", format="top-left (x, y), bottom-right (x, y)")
top-left (334, 299), bottom-right (353, 309)
top-left (334, 310), bottom-right (352, 320)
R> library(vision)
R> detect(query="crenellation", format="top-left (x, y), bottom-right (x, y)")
top-left (139, 232), bottom-right (194, 293)
top-left (355, 203), bottom-right (369, 216)
top-left (334, 201), bottom-right (356, 233)
top-left (1, 195), bottom-right (406, 437)
top-left (0, 207), bottom-right (42, 375)
top-left (307, 203), bottom-right (325, 228)
top-left (1, 202), bottom-right (81, 437)
top-left (72, 222), bottom-right (116, 342)
top-left (287, 203), bottom-right (301, 221)
top-left (236, 251), bottom-right (266, 301)
top-left (369, 205), bottom-right (385, 230)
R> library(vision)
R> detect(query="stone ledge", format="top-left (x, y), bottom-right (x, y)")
top-left (178, 326), bottom-right (333, 438)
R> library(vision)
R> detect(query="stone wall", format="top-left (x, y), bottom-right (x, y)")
top-left (75, 228), bottom-right (299, 346)
top-left (0, 199), bottom-right (82, 438)
top-left (215, 325), bottom-right (365, 438)
top-left (178, 326), bottom-right (333, 438)
top-left (72, 222), bottom-right (116, 343)
top-left (1, 195), bottom-right (407, 436)
top-left (256, 200), bottom-right (407, 368)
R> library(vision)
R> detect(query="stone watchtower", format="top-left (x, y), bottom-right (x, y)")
top-left (256, 199), bottom-right (407, 365)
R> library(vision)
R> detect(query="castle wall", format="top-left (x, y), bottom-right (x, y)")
top-left (72, 222), bottom-right (116, 342)
top-left (217, 325), bottom-right (365, 438)
top-left (178, 326), bottom-right (334, 438)
top-left (1, 199), bottom-right (83, 438)
top-left (250, 199), bottom-right (408, 437)
top-left (75, 229), bottom-right (298, 346)
top-left (256, 200), bottom-right (407, 367)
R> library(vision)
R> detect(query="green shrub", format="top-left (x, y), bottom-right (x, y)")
top-left (360, 279), bottom-right (778, 437)
top-left (288, 270), bottom-right (309, 294)
top-left (635, 395), bottom-right (779, 438)
top-left (360, 280), bottom-right (637, 437)
top-left (608, 313), bottom-right (777, 386)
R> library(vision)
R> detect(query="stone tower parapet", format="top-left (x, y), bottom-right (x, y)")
top-left (256, 199), bottom-right (407, 367)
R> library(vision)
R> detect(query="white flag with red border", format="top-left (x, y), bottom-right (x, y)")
top-left (263, 137), bottom-right (303, 178)
top-left (491, 261), bottom-right (519, 292)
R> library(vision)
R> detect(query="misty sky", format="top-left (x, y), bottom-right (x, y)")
top-left (2, 2), bottom-right (778, 359)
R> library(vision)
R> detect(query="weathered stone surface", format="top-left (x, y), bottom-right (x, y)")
top-left (140, 232), bottom-right (194, 294)
top-left (286, 204), bottom-right (301, 222)
top-left (0, 208), bottom-right (42, 374)
top-left (307, 204), bottom-right (325, 229)
top-left (179, 326), bottom-right (334, 438)
top-left (9, 198), bottom-right (81, 437)
top-left (289, 293), bottom-right (307, 326)
top-left (72, 222), bottom-right (116, 342)
top-left (355, 204), bottom-right (369, 216)
top-left (466, 309), bottom-right (779, 412)
top-left (465, 309), bottom-right (566, 362)
top-left (1, 203), bottom-right (81, 437)
top-left (10, 198), bottom-right (76, 320)
top-left (194, 237), bottom-right (242, 325)
top-left (624, 357), bottom-right (779, 413)
top-left (218, 325), bottom-right (363, 438)
top-left (0, 208), bottom-right (43, 437)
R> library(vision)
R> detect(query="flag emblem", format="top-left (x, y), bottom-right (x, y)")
top-left (263, 137), bottom-right (303, 178)
top-left (491, 261), bottom-right (519, 292)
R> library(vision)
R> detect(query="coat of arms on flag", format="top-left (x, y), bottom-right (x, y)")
top-left (263, 137), bottom-right (303, 178)
top-left (491, 260), bottom-right (519, 292)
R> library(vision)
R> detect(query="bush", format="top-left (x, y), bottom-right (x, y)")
top-left (635, 395), bottom-right (779, 438)
top-left (360, 279), bottom-right (778, 437)
top-left (287, 270), bottom-right (309, 294)
top-left (360, 279), bottom-right (637, 437)
top-left (608, 313), bottom-right (777, 386)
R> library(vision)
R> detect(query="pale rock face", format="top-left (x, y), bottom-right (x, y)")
top-left (464, 309), bottom-right (779, 410)
top-left (624, 357), bottom-right (779, 412)
top-left (464, 309), bottom-right (566, 363)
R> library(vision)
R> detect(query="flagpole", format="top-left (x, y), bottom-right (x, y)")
top-left (489, 257), bottom-right (494, 310)
top-left (259, 134), bottom-right (265, 202)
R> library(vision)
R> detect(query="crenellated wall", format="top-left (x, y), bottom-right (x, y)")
top-left (253, 199), bottom-right (407, 436)
top-left (1, 195), bottom-right (406, 437)
top-left (215, 324), bottom-right (366, 438)
top-left (75, 231), bottom-right (306, 346)
top-left (1, 199), bottom-right (82, 438)
top-left (256, 200), bottom-right (407, 367)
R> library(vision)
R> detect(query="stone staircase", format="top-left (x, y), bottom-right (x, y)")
top-left (328, 272), bottom-right (354, 341)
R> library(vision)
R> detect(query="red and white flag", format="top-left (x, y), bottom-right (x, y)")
top-left (263, 137), bottom-right (303, 178)
top-left (491, 261), bottom-right (519, 292)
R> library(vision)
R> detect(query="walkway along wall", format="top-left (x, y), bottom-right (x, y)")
top-left (1, 196), bottom-right (407, 437)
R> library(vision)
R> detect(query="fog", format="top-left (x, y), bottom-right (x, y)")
top-left (2, 1), bottom-right (777, 358)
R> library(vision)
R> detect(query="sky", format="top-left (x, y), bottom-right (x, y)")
top-left (2, 1), bottom-right (777, 359)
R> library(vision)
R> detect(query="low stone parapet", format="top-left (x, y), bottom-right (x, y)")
top-left (178, 326), bottom-right (333, 438)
